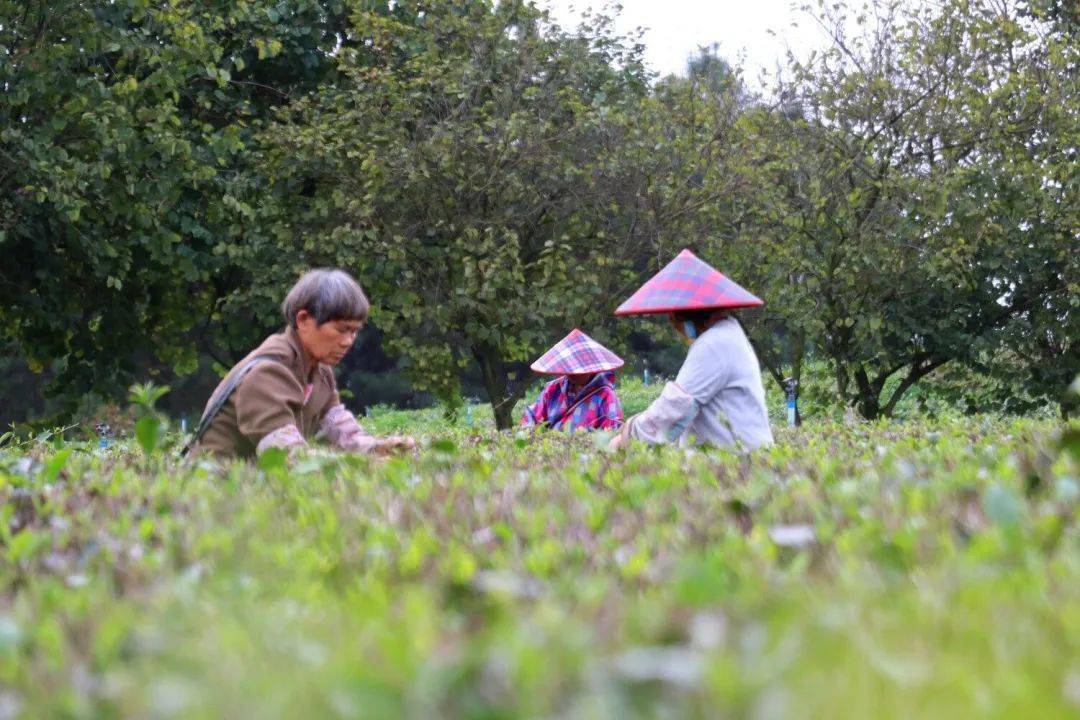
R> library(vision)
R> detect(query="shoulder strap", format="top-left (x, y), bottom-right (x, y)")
top-left (181, 355), bottom-right (282, 456)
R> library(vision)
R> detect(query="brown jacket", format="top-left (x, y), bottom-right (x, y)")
top-left (192, 328), bottom-right (340, 460)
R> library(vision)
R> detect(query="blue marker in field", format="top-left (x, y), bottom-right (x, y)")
top-left (95, 422), bottom-right (111, 449)
top-left (783, 378), bottom-right (799, 427)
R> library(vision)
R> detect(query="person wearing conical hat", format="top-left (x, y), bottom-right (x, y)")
top-left (610, 249), bottom-right (773, 450)
top-left (522, 329), bottom-right (624, 432)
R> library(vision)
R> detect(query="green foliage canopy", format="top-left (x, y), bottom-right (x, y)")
top-left (713, 0), bottom-right (1078, 418)
top-left (0, 0), bottom-right (350, 410)
top-left (253, 1), bottom-right (666, 427)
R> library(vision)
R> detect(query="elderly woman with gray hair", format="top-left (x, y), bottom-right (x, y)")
top-left (186, 269), bottom-right (415, 460)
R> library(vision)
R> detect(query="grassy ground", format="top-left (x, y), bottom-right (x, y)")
top-left (0, 405), bottom-right (1078, 718)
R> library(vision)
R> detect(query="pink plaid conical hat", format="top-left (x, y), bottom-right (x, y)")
top-left (530, 329), bottom-right (624, 375)
top-left (615, 249), bottom-right (762, 315)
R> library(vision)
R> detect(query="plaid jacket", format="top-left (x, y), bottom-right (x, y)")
top-left (522, 372), bottom-right (623, 431)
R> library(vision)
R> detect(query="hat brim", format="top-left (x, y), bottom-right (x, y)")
top-left (530, 360), bottom-right (624, 375)
top-left (614, 299), bottom-right (763, 316)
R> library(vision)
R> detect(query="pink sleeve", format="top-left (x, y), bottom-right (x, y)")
top-left (320, 404), bottom-right (377, 453)
top-left (522, 381), bottom-right (555, 426)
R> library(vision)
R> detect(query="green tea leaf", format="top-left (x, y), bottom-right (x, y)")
top-left (42, 449), bottom-right (72, 483)
top-left (431, 439), bottom-right (457, 455)
top-left (135, 416), bottom-right (161, 456)
top-left (257, 447), bottom-right (288, 473)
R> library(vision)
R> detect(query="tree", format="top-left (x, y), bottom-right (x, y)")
top-left (251, 0), bottom-right (668, 428)
top-left (712, 0), bottom-right (1078, 418)
top-left (0, 0), bottom-right (350, 415)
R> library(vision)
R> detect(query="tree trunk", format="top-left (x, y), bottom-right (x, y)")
top-left (474, 344), bottom-right (522, 431)
top-left (880, 357), bottom-right (949, 417)
top-left (834, 361), bottom-right (851, 406)
top-left (492, 397), bottom-right (517, 431)
top-left (791, 327), bottom-right (805, 426)
top-left (857, 395), bottom-right (881, 420)
top-left (854, 366), bottom-right (883, 419)
top-left (840, 356), bottom-right (950, 420)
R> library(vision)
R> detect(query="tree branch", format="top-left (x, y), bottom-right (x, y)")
top-left (881, 356), bottom-right (950, 416)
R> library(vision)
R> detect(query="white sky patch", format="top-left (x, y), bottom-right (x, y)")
top-left (541, 0), bottom-right (839, 86)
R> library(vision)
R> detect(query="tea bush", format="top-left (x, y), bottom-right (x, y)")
top-left (0, 412), bottom-right (1077, 718)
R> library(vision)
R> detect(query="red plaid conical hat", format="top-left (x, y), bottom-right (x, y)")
top-left (615, 249), bottom-right (762, 315)
top-left (531, 329), bottom-right (624, 375)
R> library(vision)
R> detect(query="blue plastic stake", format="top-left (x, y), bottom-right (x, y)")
top-left (783, 377), bottom-right (799, 428)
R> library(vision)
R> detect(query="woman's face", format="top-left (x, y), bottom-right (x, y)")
top-left (669, 313), bottom-right (694, 341)
top-left (296, 310), bottom-right (363, 366)
top-left (566, 373), bottom-right (593, 392)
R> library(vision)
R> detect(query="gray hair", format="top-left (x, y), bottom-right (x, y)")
top-left (281, 269), bottom-right (370, 328)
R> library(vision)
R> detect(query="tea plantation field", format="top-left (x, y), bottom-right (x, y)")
top-left (1, 407), bottom-right (1078, 718)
